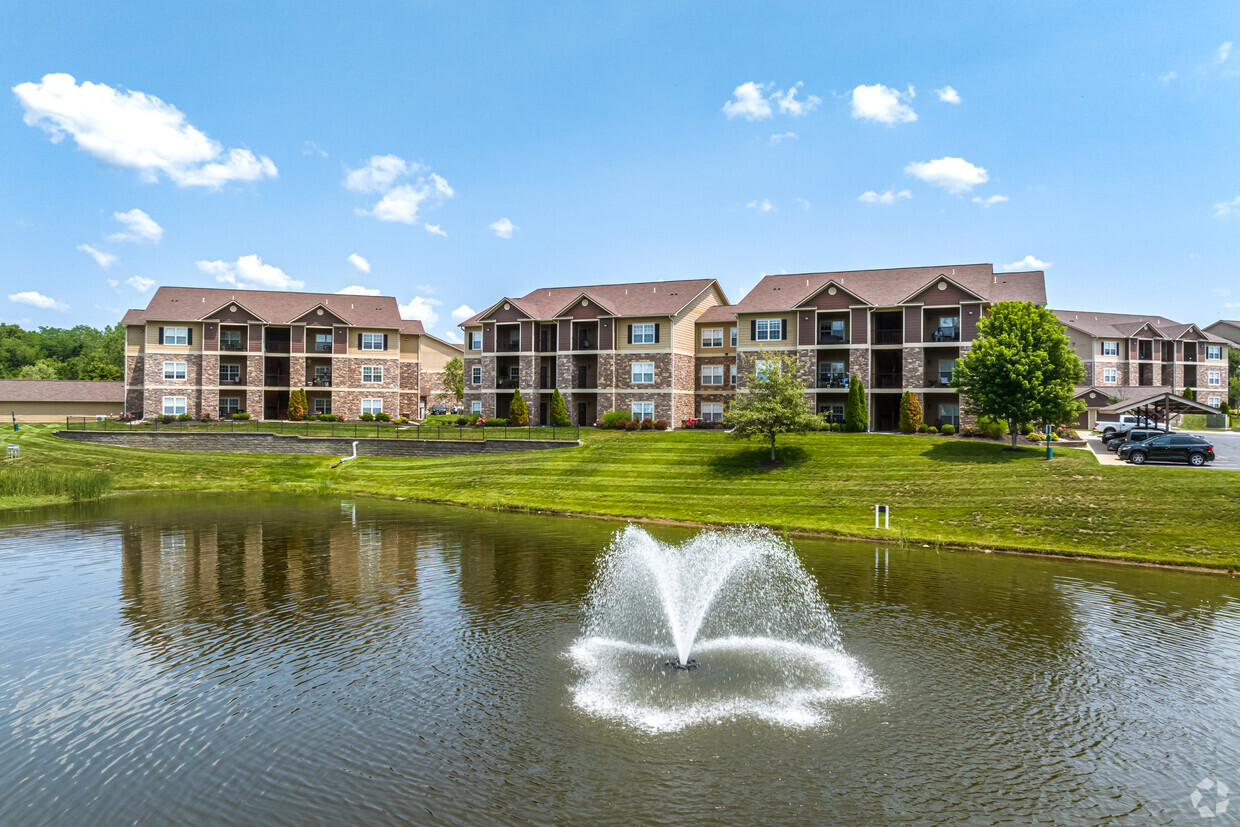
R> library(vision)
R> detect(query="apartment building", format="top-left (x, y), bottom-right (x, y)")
top-left (122, 287), bottom-right (460, 420)
top-left (459, 279), bottom-right (728, 425)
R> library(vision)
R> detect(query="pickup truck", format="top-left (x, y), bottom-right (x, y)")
top-left (1095, 415), bottom-right (1169, 439)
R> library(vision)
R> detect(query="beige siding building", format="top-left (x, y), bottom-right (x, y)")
top-left (0, 380), bottom-right (124, 423)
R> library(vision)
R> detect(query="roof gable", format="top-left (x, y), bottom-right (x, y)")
top-left (201, 299), bottom-right (267, 324)
top-left (292, 304), bottom-right (349, 326)
top-left (901, 274), bottom-right (987, 305)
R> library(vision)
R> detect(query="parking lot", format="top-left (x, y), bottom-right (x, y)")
top-left (1085, 430), bottom-right (1240, 469)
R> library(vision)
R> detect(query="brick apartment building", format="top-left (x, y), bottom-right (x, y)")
top-left (122, 287), bottom-right (460, 420)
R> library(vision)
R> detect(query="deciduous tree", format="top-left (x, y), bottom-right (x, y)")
top-left (724, 350), bottom-right (820, 461)
top-left (442, 356), bottom-right (464, 406)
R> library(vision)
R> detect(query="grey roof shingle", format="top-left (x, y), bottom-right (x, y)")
top-left (0, 379), bottom-right (125, 403)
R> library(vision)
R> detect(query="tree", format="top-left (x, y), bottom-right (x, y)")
top-left (548, 387), bottom-right (571, 426)
top-left (898, 390), bottom-right (923, 434)
top-left (723, 350), bottom-right (820, 461)
top-left (1229, 348), bottom-right (1240, 408)
top-left (15, 360), bottom-right (60, 380)
top-left (288, 388), bottom-right (308, 421)
top-left (844, 374), bottom-right (868, 433)
top-left (951, 301), bottom-right (1085, 448)
top-left (1182, 385), bottom-right (1196, 402)
top-left (442, 356), bottom-right (464, 406)
top-left (509, 388), bottom-right (529, 425)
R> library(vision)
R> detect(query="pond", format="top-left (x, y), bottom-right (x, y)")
top-left (1, 493), bottom-right (1237, 824)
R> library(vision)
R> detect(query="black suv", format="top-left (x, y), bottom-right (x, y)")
top-left (1106, 428), bottom-right (1164, 452)
top-left (1118, 434), bottom-right (1215, 466)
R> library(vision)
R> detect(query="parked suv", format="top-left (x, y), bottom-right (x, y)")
top-left (1105, 428), bottom-right (1165, 452)
top-left (1097, 415), bottom-right (1168, 440)
top-left (1118, 434), bottom-right (1215, 466)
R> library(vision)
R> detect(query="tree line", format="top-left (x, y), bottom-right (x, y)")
top-left (0, 323), bottom-right (125, 381)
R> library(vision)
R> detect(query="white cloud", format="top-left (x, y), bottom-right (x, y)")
top-left (107, 278), bottom-right (119, 289)
top-left (9, 291), bottom-right (68, 311)
top-left (772, 82), bottom-right (821, 116)
top-left (450, 304), bottom-right (476, 322)
top-left (126, 275), bottom-right (156, 292)
top-left (196, 254), bottom-right (304, 290)
top-left (936, 86), bottom-right (961, 104)
top-left (77, 243), bottom-right (116, 268)
top-left (1219, 41), bottom-right (1233, 64)
top-left (795, 197), bottom-right (811, 211)
top-left (363, 185), bottom-right (424, 224)
top-left (399, 295), bottom-right (442, 329)
top-left (442, 329), bottom-right (463, 343)
top-left (108, 208), bottom-right (163, 243)
top-left (722, 82), bottom-right (772, 120)
top-left (972, 194), bottom-right (1009, 208)
top-left (347, 253), bottom-right (370, 273)
top-left (302, 140), bottom-right (328, 158)
top-left (1214, 196), bottom-right (1240, 217)
top-left (1159, 71), bottom-right (1178, 84)
top-left (858, 189), bottom-right (911, 205)
top-left (850, 83), bottom-right (917, 124)
top-left (770, 132), bottom-right (798, 145)
top-left (344, 154), bottom-right (415, 192)
top-left (489, 217), bottom-right (517, 238)
top-left (905, 156), bottom-right (989, 193)
top-left (425, 223), bottom-right (447, 236)
top-left (746, 199), bottom-right (774, 213)
top-left (416, 284), bottom-right (438, 294)
top-left (13, 73), bottom-right (276, 188)
top-left (1003, 255), bottom-right (1052, 271)
top-left (429, 173), bottom-right (453, 197)
top-left (337, 285), bottom-right (380, 296)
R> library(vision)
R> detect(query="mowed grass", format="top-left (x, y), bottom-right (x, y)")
top-left (3, 424), bottom-right (1239, 568)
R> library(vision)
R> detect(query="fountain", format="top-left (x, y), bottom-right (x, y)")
top-left (568, 525), bottom-right (876, 731)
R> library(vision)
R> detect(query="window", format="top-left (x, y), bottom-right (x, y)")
top-left (361, 398), bottom-right (383, 416)
top-left (1101, 341), bottom-right (1119, 356)
top-left (220, 364), bottom-right (240, 383)
top-left (360, 332), bottom-right (386, 350)
top-left (938, 359), bottom-right (955, 386)
top-left (820, 319), bottom-right (845, 343)
top-left (314, 332), bottom-right (333, 353)
top-left (362, 365), bottom-right (383, 383)
top-left (701, 328), bottom-right (723, 348)
top-left (469, 331), bottom-right (482, 350)
top-left (1208, 370), bottom-right (1222, 386)
top-left (471, 365), bottom-right (482, 385)
top-left (471, 400), bottom-right (482, 414)
top-left (938, 317), bottom-right (958, 339)
top-left (1103, 367), bottom-right (1117, 383)
top-left (755, 359), bottom-right (777, 381)
top-left (313, 398), bottom-right (331, 414)
top-left (631, 401), bottom-right (654, 421)
top-left (730, 327), bottom-right (737, 347)
top-left (1208, 396), bottom-right (1221, 408)
top-left (509, 365), bottom-right (520, 381)
top-left (701, 402), bottom-right (723, 422)
top-left (220, 329), bottom-right (243, 350)
top-left (220, 397), bottom-right (240, 415)
top-left (163, 361), bottom-right (186, 380)
top-left (163, 326), bottom-right (189, 346)
top-left (313, 365), bottom-right (331, 385)
top-left (819, 403), bottom-right (845, 423)
top-left (631, 323), bottom-right (656, 344)
top-left (1207, 345), bottom-right (1223, 360)
top-left (162, 396), bottom-right (186, 415)
top-left (939, 403), bottom-right (960, 428)
top-left (632, 361), bottom-right (654, 383)
top-left (730, 363), bottom-right (737, 385)
top-left (701, 365), bottom-right (723, 385)
top-left (755, 318), bottom-right (783, 341)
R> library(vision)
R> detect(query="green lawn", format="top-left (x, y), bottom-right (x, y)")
top-left (3, 424), bottom-right (1238, 569)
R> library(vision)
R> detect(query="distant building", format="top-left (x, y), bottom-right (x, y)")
top-left (0, 379), bottom-right (124, 423)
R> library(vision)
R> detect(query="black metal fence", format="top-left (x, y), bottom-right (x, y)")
top-left (65, 417), bottom-right (580, 442)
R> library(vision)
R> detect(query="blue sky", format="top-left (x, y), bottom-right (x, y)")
top-left (2, 2), bottom-right (1238, 340)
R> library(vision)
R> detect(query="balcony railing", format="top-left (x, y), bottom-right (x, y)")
top-left (928, 329), bottom-right (961, 343)
top-left (873, 330), bottom-right (903, 345)
top-left (818, 333), bottom-right (847, 345)
top-left (220, 341), bottom-right (246, 352)
top-left (219, 377), bottom-right (243, 385)
top-left (576, 339), bottom-right (596, 350)
top-left (817, 373), bottom-right (848, 389)
top-left (311, 342), bottom-right (333, 353)
top-left (496, 377), bottom-right (520, 389)
top-left (264, 374), bottom-right (290, 387)
top-left (926, 373), bottom-right (955, 388)
top-left (501, 341), bottom-right (521, 352)
top-left (574, 379), bottom-right (597, 389)
top-left (265, 346), bottom-right (290, 355)
top-left (873, 372), bottom-right (902, 388)
top-left (309, 376), bottom-right (332, 387)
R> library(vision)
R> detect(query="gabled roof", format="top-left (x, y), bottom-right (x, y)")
top-left (122, 287), bottom-right (403, 328)
top-left (461, 278), bottom-right (720, 325)
top-left (1054, 310), bottom-right (1217, 341)
top-left (202, 298), bottom-right (267, 322)
top-left (696, 305), bottom-right (737, 324)
top-left (0, 379), bottom-right (124, 403)
top-left (731, 264), bottom-right (1045, 313)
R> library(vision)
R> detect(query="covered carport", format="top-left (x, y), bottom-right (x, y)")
top-left (1095, 391), bottom-right (1226, 431)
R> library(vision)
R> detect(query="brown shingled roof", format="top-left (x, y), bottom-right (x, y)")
top-left (696, 305), bottom-right (738, 323)
top-left (462, 278), bottom-right (721, 325)
top-left (0, 379), bottom-right (124, 403)
top-left (1056, 310), bottom-right (1186, 340)
top-left (124, 286), bottom-right (403, 328)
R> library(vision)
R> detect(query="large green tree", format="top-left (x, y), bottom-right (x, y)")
top-left (1229, 348), bottom-right (1239, 408)
top-left (844, 374), bottom-right (868, 433)
top-left (0, 323), bottom-right (123, 380)
top-left (442, 356), bottom-right (464, 406)
top-left (724, 350), bottom-right (820, 460)
top-left (952, 301), bottom-right (1085, 448)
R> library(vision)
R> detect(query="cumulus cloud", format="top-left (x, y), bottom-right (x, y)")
top-left (936, 86), bottom-right (961, 104)
top-left (489, 217), bottom-right (517, 238)
top-left (905, 156), bottom-right (989, 193)
top-left (858, 189), bottom-right (911, 205)
top-left (344, 154), bottom-right (415, 192)
top-left (13, 73), bottom-right (276, 188)
top-left (851, 83), bottom-right (917, 124)
top-left (770, 132), bottom-right (798, 145)
top-left (1003, 255), bottom-right (1051, 271)
top-left (77, 243), bottom-right (116, 268)
top-left (337, 285), bottom-right (380, 296)
top-left (746, 199), bottom-right (774, 212)
top-left (108, 208), bottom-right (163, 244)
top-left (972, 194), bottom-right (1009, 208)
top-left (722, 82), bottom-right (772, 120)
top-left (1214, 196), bottom-right (1240, 217)
top-left (1219, 41), bottom-right (1233, 64)
top-left (442, 329), bottom-right (463, 343)
top-left (450, 304), bottom-right (476, 322)
top-left (399, 295), bottom-right (442, 329)
top-left (9, 291), bottom-right (68, 311)
top-left (773, 82), bottom-right (821, 116)
top-left (424, 223), bottom-right (447, 236)
top-left (126, 275), bottom-right (156, 292)
top-left (348, 253), bottom-right (370, 273)
top-left (196, 254), bottom-right (304, 290)
top-left (795, 197), bottom-right (811, 211)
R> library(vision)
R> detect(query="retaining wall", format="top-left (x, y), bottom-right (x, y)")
top-left (55, 430), bottom-right (578, 457)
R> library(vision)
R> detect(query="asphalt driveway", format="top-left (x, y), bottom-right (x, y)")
top-left (1085, 430), bottom-right (1240, 470)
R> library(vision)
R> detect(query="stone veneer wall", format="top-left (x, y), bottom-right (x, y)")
top-left (901, 347), bottom-right (925, 389)
top-left (125, 354), bottom-right (144, 414)
top-left (142, 353), bottom-right (204, 418)
top-left (671, 353), bottom-right (696, 425)
top-left (848, 348), bottom-right (870, 387)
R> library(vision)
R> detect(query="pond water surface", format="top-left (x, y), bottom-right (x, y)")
top-left (1, 493), bottom-right (1237, 825)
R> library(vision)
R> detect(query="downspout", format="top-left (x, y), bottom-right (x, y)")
top-left (338, 441), bottom-right (359, 463)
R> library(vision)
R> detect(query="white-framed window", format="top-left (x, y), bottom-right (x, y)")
top-left (1207, 345), bottom-right (1223, 360)
top-left (313, 398), bottom-right (331, 414)
top-left (701, 328), bottom-right (723, 348)
top-left (819, 403), bottom-right (845, 422)
top-left (361, 398), bottom-right (383, 416)
top-left (1101, 340), bottom-right (1119, 357)
top-left (220, 328), bottom-right (243, 350)
top-left (164, 326), bottom-right (189, 346)
top-left (1208, 396), bottom-right (1221, 408)
top-left (1208, 370), bottom-right (1222, 386)
top-left (163, 361), bottom-right (186, 380)
top-left (471, 365), bottom-right (482, 385)
top-left (730, 327), bottom-right (738, 347)
top-left (509, 365), bottom-right (520, 381)
top-left (631, 401), bottom-right (654, 420)
top-left (361, 332), bottom-right (386, 351)
top-left (632, 323), bottom-right (655, 344)
top-left (755, 318), bottom-right (782, 341)
top-left (730, 363), bottom-right (737, 385)
top-left (220, 396), bottom-right (240, 415)
top-left (313, 365), bottom-right (330, 385)
top-left (755, 359), bottom-right (776, 381)
top-left (1103, 367), bottom-right (1118, 383)
top-left (471, 400), bottom-right (482, 414)
top-left (162, 396), bottom-right (186, 415)
top-left (938, 359), bottom-right (955, 386)
top-left (701, 365), bottom-right (724, 385)
top-left (362, 365), bottom-right (383, 383)
top-left (313, 332), bottom-right (332, 352)
top-left (701, 402), bottom-right (723, 422)
top-left (220, 364), bottom-right (240, 383)
top-left (632, 361), bottom-right (654, 383)
top-left (939, 403), bottom-right (961, 428)
top-left (469, 331), bottom-right (482, 350)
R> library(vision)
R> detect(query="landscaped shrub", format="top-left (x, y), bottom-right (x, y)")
top-left (927, 425), bottom-right (939, 434)
top-left (177, 412), bottom-right (192, 421)
top-left (548, 388), bottom-right (572, 427)
top-left (158, 414), bottom-right (175, 424)
top-left (830, 422), bottom-right (840, 432)
top-left (199, 411), bottom-right (215, 422)
top-left (976, 415), bottom-right (1006, 440)
top-left (396, 416), bottom-right (409, 424)
top-left (918, 423), bottom-right (930, 433)
top-left (318, 413), bottom-right (339, 422)
top-left (941, 424), bottom-right (956, 436)
top-left (639, 417), bottom-right (653, 430)
top-left (959, 424), bottom-right (981, 437)
top-left (288, 388), bottom-right (308, 421)
top-left (624, 418), bottom-right (640, 431)
top-left (231, 412), bottom-right (251, 420)
top-left (360, 412), bottom-right (374, 422)
top-left (653, 419), bottom-right (669, 430)
top-left (601, 410), bottom-right (631, 429)
top-left (509, 389), bottom-right (530, 426)
top-left (844, 375), bottom-right (868, 432)
top-left (485, 418), bottom-right (509, 427)
top-left (375, 412), bottom-right (391, 422)
top-left (898, 391), bottom-right (923, 434)
top-left (1021, 422), bottom-right (1036, 436)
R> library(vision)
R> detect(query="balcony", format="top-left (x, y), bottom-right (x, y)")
top-left (817, 373), bottom-right (848, 389)
top-left (873, 372), bottom-right (902, 389)
top-left (818, 332), bottom-right (847, 345)
top-left (576, 337), bottom-right (596, 351)
top-left (500, 341), bottom-right (521, 352)
top-left (309, 375), bottom-right (333, 387)
top-left (496, 376), bottom-right (520, 389)
top-left (574, 378), bottom-right (597, 390)
top-left (928, 329), bottom-right (960, 343)
top-left (220, 341), bottom-right (246, 352)
top-left (311, 341), bottom-right (333, 353)
top-left (218, 376), bottom-right (243, 386)
top-left (264, 374), bottom-right (290, 387)
top-left (872, 329), bottom-right (903, 345)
